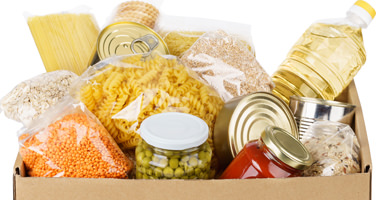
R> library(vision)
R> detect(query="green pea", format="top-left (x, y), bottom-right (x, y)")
top-left (154, 168), bottom-right (163, 177)
top-left (135, 145), bottom-right (144, 153)
top-left (145, 149), bottom-right (153, 158)
top-left (146, 168), bottom-right (153, 176)
top-left (181, 176), bottom-right (189, 179)
top-left (199, 172), bottom-right (206, 179)
top-left (136, 152), bottom-right (145, 163)
top-left (198, 151), bottom-right (206, 160)
top-left (140, 166), bottom-right (146, 174)
top-left (136, 172), bottom-right (142, 179)
top-left (181, 155), bottom-right (190, 162)
top-left (159, 158), bottom-right (168, 168)
top-left (152, 155), bottom-right (160, 164)
top-left (169, 158), bottom-right (179, 168)
top-left (179, 161), bottom-right (185, 167)
top-left (189, 157), bottom-right (198, 167)
top-left (189, 175), bottom-right (197, 179)
top-left (142, 142), bottom-right (149, 149)
top-left (163, 167), bottom-right (174, 178)
top-left (149, 175), bottom-right (157, 179)
top-left (142, 157), bottom-right (151, 168)
top-left (174, 168), bottom-right (184, 177)
top-left (195, 168), bottom-right (201, 176)
top-left (164, 150), bottom-right (174, 157)
top-left (198, 160), bottom-right (206, 169)
top-left (185, 166), bottom-right (194, 176)
top-left (142, 174), bottom-right (149, 179)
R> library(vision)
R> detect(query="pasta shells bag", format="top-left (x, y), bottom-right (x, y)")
top-left (18, 96), bottom-right (133, 178)
top-left (71, 54), bottom-right (224, 177)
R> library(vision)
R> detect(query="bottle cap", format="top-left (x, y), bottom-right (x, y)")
top-left (348, 0), bottom-right (376, 27)
top-left (140, 112), bottom-right (209, 150)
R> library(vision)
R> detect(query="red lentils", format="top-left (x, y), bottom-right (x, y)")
top-left (19, 113), bottom-right (133, 178)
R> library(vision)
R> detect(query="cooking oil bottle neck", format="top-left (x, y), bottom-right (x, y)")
top-left (346, 0), bottom-right (376, 29)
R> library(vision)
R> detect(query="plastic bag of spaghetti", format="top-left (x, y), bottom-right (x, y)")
top-left (180, 30), bottom-right (274, 102)
top-left (18, 96), bottom-right (133, 178)
top-left (301, 121), bottom-right (360, 177)
top-left (70, 54), bottom-right (224, 177)
top-left (107, 0), bottom-right (163, 29)
top-left (155, 15), bottom-right (254, 57)
top-left (0, 70), bottom-right (78, 126)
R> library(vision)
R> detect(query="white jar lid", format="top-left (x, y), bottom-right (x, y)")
top-left (140, 112), bottom-right (209, 150)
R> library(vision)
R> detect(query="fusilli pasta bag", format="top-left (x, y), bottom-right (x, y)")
top-left (70, 54), bottom-right (224, 177)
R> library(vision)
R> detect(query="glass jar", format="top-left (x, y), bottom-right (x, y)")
top-left (136, 112), bottom-right (212, 179)
top-left (220, 126), bottom-right (313, 179)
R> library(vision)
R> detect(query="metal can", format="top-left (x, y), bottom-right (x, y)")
top-left (289, 96), bottom-right (356, 138)
top-left (97, 22), bottom-right (169, 60)
top-left (214, 92), bottom-right (299, 169)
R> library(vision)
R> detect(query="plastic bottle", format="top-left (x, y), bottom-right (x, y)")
top-left (272, 0), bottom-right (376, 104)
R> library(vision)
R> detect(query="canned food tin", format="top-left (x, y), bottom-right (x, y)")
top-left (97, 22), bottom-right (169, 60)
top-left (289, 96), bottom-right (356, 138)
top-left (214, 92), bottom-right (298, 169)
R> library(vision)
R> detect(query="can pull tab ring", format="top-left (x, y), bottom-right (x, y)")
top-left (131, 34), bottom-right (159, 56)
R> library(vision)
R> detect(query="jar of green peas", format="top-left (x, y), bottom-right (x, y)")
top-left (136, 112), bottom-right (212, 179)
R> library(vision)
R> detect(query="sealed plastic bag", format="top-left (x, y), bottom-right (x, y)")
top-left (0, 70), bottom-right (78, 126)
top-left (180, 30), bottom-right (274, 102)
top-left (71, 54), bottom-right (224, 176)
top-left (155, 15), bottom-right (254, 57)
top-left (26, 8), bottom-right (99, 75)
top-left (301, 121), bottom-right (360, 176)
top-left (18, 96), bottom-right (133, 178)
top-left (107, 0), bottom-right (162, 29)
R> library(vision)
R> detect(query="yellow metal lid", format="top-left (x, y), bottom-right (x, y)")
top-left (214, 92), bottom-right (299, 169)
top-left (262, 126), bottom-right (313, 170)
top-left (97, 22), bottom-right (169, 60)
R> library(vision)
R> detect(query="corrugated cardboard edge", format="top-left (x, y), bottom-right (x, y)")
top-left (12, 81), bottom-right (372, 200)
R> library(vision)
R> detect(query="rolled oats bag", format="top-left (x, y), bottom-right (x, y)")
top-left (0, 70), bottom-right (78, 126)
top-left (301, 121), bottom-right (360, 176)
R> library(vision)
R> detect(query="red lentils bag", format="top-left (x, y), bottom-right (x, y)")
top-left (18, 96), bottom-right (133, 178)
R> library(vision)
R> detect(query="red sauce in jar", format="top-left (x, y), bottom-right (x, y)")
top-left (220, 140), bottom-right (302, 179)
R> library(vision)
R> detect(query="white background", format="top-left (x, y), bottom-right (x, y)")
top-left (0, 0), bottom-right (379, 199)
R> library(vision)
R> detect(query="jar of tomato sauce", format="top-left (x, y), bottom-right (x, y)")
top-left (220, 126), bottom-right (312, 179)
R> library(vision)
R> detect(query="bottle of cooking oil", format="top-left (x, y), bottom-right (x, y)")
top-left (272, 0), bottom-right (376, 104)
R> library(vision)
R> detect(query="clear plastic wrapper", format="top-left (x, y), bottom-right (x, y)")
top-left (156, 15), bottom-right (254, 57)
top-left (18, 96), bottom-right (133, 178)
top-left (26, 8), bottom-right (99, 75)
top-left (0, 70), bottom-right (78, 126)
top-left (301, 121), bottom-right (360, 176)
top-left (180, 30), bottom-right (274, 102)
top-left (70, 54), bottom-right (224, 175)
top-left (108, 0), bottom-right (162, 29)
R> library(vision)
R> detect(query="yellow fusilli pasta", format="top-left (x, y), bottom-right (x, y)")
top-left (76, 54), bottom-right (224, 174)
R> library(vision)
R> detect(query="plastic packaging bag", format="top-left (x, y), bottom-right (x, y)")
top-left (301, 121), bottom-right (360, 176)
top-left (18, 96), bottom-right (133, 178)
top-left (26, 8), bottom-right (99, 75)
top-left (0, 70), bottom-right (78, 126)
top-left (107, 0), bottom-right (163, 29)
top-left (70, 54), bottom-right (224, 176)
top-left (155, 15), bottom-right (254, 57)
top-left (180, 30), bottom-right (274, 102)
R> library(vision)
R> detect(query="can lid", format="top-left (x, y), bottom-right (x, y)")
top-left (140, 112), bottom-right (209, 150)
top-left (97, 22), bottom-right (169, 60)
top-left (262, 126), bottom-right (313, 170)
top-left (348, 0), bottom-right (376, 28)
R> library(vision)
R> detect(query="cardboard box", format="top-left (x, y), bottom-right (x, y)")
top-left (13, 81), bottom-right (372, 200)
